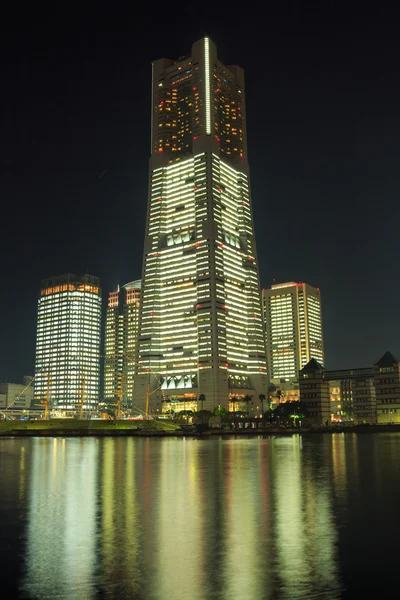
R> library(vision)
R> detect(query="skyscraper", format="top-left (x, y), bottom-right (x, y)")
top-left (262, 282), bottom-right (324, 382)
top-left (133, 37), bottom-right (267, 414)
top-left (104, 280), bottom-right (141, 407)
top-left (34, 274), bottom-right (101, 412)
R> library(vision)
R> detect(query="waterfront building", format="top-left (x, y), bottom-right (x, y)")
top-left (132, 37), bottom-right (267, 414)
top-left (374, 351), bottom-right (400, 424)
top-left (104, 280), bottom-right (141, 408)
top-left (33, 274), bottom-right (101, 413)
top-left (299, 359), bottom-right (331, 426)
top-left (262, 282), bottom-right (324, 382)
top-left (299, 359), bottom-right (384, 426)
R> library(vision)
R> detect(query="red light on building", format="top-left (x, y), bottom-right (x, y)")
top-left (218, 187), bottom-right (222, 192)
top-left (194, 185), bottom-right (198, 190)
top-left (248, 256), bottom-right (253, 261)
top-left (159, 100), bottom-right (164, 105)
top-left (254, 313), bottom-right (258, 318)
top-left (198, 362), bottom-right (203, 367)
top-left (196, 304), bottom-right (201, 309)
top-left (158, 148), bottom-right (163, 153)
top-left (195, 243), bottom-right (201, 247)
top-left (215, 136), bottom-right (221, 142)
top-left (219, 243), bottom-right (223, 248)
top-left (149, 312), bottom-right (154, 316)
top-left (222, 304), bottom-right (226, 309)
top-left (215, 88), bottom-right (220, 93)
top-left (242, 201), bottom-right (247, 206)
top-left (146, 367), bottom-right (150, 372)
top-left (153, 253), bottom-right (158, 257)
top-left (158, 197), bottom-right (162, 201)
top-left (193, 86), bottom-right (197, 91)
top-left (240, 153), bottom-right (244, 158)
top-left (193, 135), bottom-right (199, 140)
top-left (224, 362), bottom-right (228, 367)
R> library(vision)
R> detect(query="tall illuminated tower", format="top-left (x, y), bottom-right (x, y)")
top-left (34, 274), bottom-right (101, 412)
top-left (133, 37), bottom-right (267, 413)
top-left (104, 280), bottom-right (141, 407)
top-left (262, 282), bottom-right (324, 382)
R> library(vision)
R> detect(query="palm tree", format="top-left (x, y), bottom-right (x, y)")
top-left (198, 393), bottom-right (206, 424)
top-left (258, 394), bottom-right (266, 418)
top-left (198, 393), bottom-right (206, 412)
top-left (243, 394), bottom-right (252, 416)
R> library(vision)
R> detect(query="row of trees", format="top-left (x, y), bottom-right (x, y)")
top-left (171, 394), bottom-right (308, 423)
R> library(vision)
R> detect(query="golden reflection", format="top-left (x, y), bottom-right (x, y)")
top-left (331, 434), bottom-right (348, 503)
top-left (222, 438), bottom-right (272, 599)
top-left (18, 435), bottom-right (346, 599)
top-left (19, 445), bottom-right (25, 501)
top-left (273, 435), bottom-right (340, 599)
top-left (23, 438), bottom-right (98, 600)
top-left (149, 439), bottom-right (205, 600)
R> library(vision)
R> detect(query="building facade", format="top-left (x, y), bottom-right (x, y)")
top-left (0, 380), bottom-right (34, 410)
top-left (262, 281), bottom-right (324, 382)
top-left (34, 274), bottom-right (101, 413)
top-left (374, 351), bottom-right (400, 424)
top-left (133, 37), bottom-right (267, 414)
top-left (104, 280), bottom-right (141, 408)
top-left (299, 359), bottom-right (390, 426)
top-left (299, 359), bottom-right (331, 426)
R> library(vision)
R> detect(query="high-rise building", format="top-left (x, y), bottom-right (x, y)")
top-left (34, 274), bottom-right (101, 412)
top-left (132, 37), bottom-right (267, 414)
top-left (262, 282), bottom-right (324, 382)
top-left (104, 280), bottom-right (141, 407)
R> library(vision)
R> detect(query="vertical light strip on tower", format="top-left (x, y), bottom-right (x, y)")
top-left (204, 37), bottom-right (211, 135)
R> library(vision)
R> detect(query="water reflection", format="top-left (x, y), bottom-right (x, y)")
top-left (23, 438), bottom-right (97, 599)
top-left (10, 433), bottom-right (400, 598)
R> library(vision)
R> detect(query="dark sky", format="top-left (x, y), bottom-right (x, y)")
top-left (1, 6), bottom-right (399, 381)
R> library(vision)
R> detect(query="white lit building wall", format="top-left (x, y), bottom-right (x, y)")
top-left (34, 277), bottom-right (101, 411)
top-left (133, 37), bottom-right (267, 411)
top-left (104, 283), bottom-right (141, 406)
top-left (263, 282), bottom-right (324, 382)
top-left (136, 152), bottom-right (266, 402)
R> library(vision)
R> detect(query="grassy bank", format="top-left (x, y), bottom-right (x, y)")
top-left (0, 418), bottom-right (181, 436)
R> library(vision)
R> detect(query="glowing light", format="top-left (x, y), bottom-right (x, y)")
top-left (204, 38), bottom-right (211, 135)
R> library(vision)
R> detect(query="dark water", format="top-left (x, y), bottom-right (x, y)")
top-left (1, 434), bottom-right (399, 599)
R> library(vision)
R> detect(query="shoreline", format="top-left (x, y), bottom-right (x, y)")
top-left (1, 424), bottom-right (400, 438)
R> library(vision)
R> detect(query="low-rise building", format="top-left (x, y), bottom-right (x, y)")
top-left (374, 351), bottom-right (400, 424)
top-left (299, 359), bottom-right (331, 426)
top-left (0, 381), bottom-right (34, 410)
top-left (300, 351), bottom-right (400, 426)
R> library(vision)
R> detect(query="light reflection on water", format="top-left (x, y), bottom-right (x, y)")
top-left (1, 434), bottom-right (400, 598)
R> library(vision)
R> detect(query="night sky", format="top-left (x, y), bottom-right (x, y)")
top-left (1, 7), bottom-right (399, 382)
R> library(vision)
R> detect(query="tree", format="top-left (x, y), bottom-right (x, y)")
top-left (214, 406), bottom-right (227, 418)
top-left (273, 401), bottom-right (308, 424)
top-left (258, 394), bottom-right (266, 417)
top-left (243, 395), bottom-right (252, 415)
